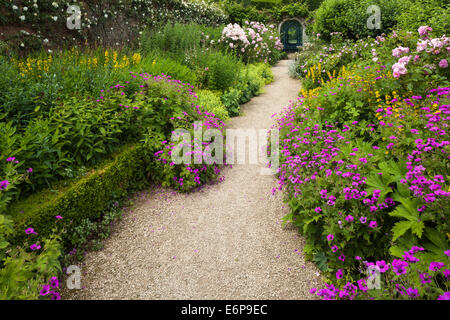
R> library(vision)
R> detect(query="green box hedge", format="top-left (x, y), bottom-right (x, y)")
top-left (7, 144), bottom-right (148, 243)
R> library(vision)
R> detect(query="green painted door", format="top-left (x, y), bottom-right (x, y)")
top-left (281, 20), bottom-right (302, 52)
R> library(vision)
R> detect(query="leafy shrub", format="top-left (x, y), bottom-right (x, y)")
top-left (312, 0), bottom-right (406, 41)
top-left (225, 3), bottom-right (268, 24)
top-left (271, 2), bottom-right (310, 20)
top-left (221, 88), bottom-right (243, 117)
top-left (276, 85), bottom-right (449, 287)
top-left (140, 23), bottom-right (207, 59)
top-left (396, 0), bottom-right (450, 36)
top-left (150, 102), bottom-right (227, 192)
top-left (196, 90), bottom-right (230, 121)
top-left (192, 50), bottom-right (242, 91)
top-left (1, 170), bottom-right (62, 300)
top-left (7, 144), bottom-right (147, 243)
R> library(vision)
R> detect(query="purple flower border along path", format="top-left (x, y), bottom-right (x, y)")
top-left (68, 59), bottom-right (322, 300)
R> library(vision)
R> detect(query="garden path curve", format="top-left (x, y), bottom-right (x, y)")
top-left (68, 59), bottom-right (322, 300)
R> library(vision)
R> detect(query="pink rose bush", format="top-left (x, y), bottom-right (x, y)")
top-left (219, 21), bottom-right (283, 64)
top-left (391, 27), bottom-right (449, 80)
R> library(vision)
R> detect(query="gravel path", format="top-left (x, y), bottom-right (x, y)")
top-left (67, 59), bottom-right (322, 300)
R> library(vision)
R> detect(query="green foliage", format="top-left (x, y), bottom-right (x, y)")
top-left (7, 144), bottom-right (147, 243)
top-left (192, 50), bottom-right (243, 91)
top-left (196, 90), bottom-right (230, 121)
top-left (396, 0), bottom-right (450, 36)
top-left (225, 3), bottom-right (268, 24)
top-left (271, 2), bottom-right (310, 20)
top-left (140, 23), bottom-right (208, 59)
top-left (312, 0), bottom-right (405, 41)
top-left (221, 88), bottom-right (243, 116)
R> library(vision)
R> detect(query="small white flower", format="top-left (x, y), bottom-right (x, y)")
top-left (43, 38), bottom-right (49, 44)
top-left (19, 15), bottom-right (25, 21)
top-left (12, 5), bottom-right (18, 10)
top-left (48, 49), bottom-right (52, 53)
top-left (23, 7), bottom-right (28, 11)
top-left (20, 43), bottom-right (25, 47)
top-left (52, 2), bottom-right (58, 8)
top-left (52, 16), bottom-right (58, 21)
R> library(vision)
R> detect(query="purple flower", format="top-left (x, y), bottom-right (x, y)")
top-left (360, 217), bottom-right (367, 224)
top-left (309, 288), bottom-right (317, 294)
top-left (392, 259), bottom-right (408, 275)
top-left (327, 234), bottom-right (334, 242)
top-left (27, 168), bottom-right (33, 173)
top-left (406, 288), bottom-right (419, 298)
top-left (403, 251), bottom-right (419, 263)
top-left (409, 246), bottom-right (424, 254)
top-left (314, 207), bottom-right (322, 213)
top-left (0, 180), bottom-right (9, 190)
top-left (6, 157), bottom-right (15, 162)
top-left (357, 279), bottom-right (367, 292)
top-left (55, 215), bottom-right (63, 219)
top-left (25, 228), bottom-right (37, 235)
top-left (40, 285), bottom-right (50, 296)
top-left (336, 269), bottom-right (343, 279)
top-left (49, 276), bottom-right (59, 288)
top-left (30, 243), bottom-right (41, 251)
top-left (50, 291), bottom-right (61, 300)
top-left (369, 221), bottom-right (377, 228)
top-left (419, 273), bottom-right (432, 284)
top-left (437, 292), bottom-right (450, 300)
top-left (429, 262), bottom-right (445, 272)
top-left (375, 260), bottom-right (389, 273)
top-left (345, 215), bottom-right (354, 222)
top-left (339, 254), bottom-right (345, 262)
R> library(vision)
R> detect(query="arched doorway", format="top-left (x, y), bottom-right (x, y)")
top-left (280, 19), bottom-right (303, 52)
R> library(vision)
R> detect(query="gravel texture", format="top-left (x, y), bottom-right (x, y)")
top-left (66, 59), bottom-right (323, 300)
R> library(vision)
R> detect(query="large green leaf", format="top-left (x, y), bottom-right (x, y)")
top-left (389, 204), bottom-right (417, 222)
top-left (425, 227), bottom-right (448, 250)
top-left (392, 220), bottom-right (414, 241)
